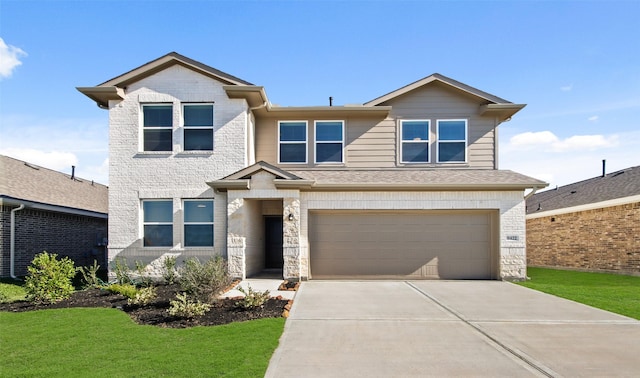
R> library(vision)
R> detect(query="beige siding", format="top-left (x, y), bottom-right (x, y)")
top-left (254, 81), bottom-right (498, 169)
top-left (382, 82), bottom-right (497, 169)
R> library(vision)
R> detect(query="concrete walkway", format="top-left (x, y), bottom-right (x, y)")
top-left (265, 281), bottom-right (640, 377)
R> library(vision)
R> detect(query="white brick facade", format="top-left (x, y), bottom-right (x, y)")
top-left (106, 65), bottom-right (251, 273)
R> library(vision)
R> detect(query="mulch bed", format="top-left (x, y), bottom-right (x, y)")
top-left (0, 283), bottom-right (290, 329)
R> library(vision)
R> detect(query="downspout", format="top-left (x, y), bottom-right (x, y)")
top-left (524, 186), bottom-right (541, 200)
top-left (10, 204), bottom-right (25, 279)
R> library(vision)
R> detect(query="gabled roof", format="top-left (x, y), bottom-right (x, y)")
top-left (0, 155), bottom-right (108, 217)
top-left (364, 73), bottom-right (525, 122)
top-left (207, 161), bottom-right (314, 192)
top-left (78, 52), bottom-right (252, 107)
top-left (526, 165), bottom-right (640, 216)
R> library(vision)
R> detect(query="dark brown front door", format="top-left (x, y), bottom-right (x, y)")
top-left (264, 216), bottom-right (284, 269)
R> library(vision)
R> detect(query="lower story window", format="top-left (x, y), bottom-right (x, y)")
top-left (143, 200), bottom-right (173, 247)
top-left (184, 199), bottom-right (214, 247)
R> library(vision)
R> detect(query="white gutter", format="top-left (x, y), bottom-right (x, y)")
top-left (10, 204), bottom-right (25, 279)
top-left (524, 186), bottom-right (542, 200)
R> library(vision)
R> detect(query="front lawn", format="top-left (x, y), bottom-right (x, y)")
top-left (0, 308), bottom-right (285, 377)
top-left (517, 267), bottom-right (640, 320)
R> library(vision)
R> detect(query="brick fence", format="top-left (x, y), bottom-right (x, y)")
top-left (0, 205), bottom-right (108, 277)
top-left (526, 202), bottom-right (640, 275)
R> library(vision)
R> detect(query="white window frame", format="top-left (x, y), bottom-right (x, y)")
top-left (314, 120), bottom-right (345, 164)
top-left (141, 103), bottom-right (173, 152)
top-left (278, 120), bottom-right (308, 164)
top-left (436, 119), bottom-right (468, 163)
top-left (183, 199), bottom-right (214, 248)
top-left (182, 103), bottom-right (214, 152)
top-left (400, 119), bottom-right (430, 164)
top-left (141, 199), bottom-right (173, 248)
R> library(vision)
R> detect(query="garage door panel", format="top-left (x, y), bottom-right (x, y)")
top-left (310, 211), bottom-right (494, 279)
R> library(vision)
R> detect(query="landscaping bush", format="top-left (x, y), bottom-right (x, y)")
top-left (113, 258), bottom-right (133, 285)
top-left (168, 292), bottom-right (211, 318)
top-left (78, 260), bottom-right (105, 289)
top-left (134, 260), bottom-right (154, 287)
top-left (161, 255), bottom-right (178, 284)
top-left (179, 257), bottom-right (232, 303)
top-left (106, 283), bottom-right (138, 299)
top-left (236, 285), bottom-right (270, 309)
top-left (24, 251), bottom-right (76, 304)
top-left (128, 286), bottom-right (157, 306)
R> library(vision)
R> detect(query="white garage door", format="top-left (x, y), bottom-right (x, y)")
top-left (309, 211), bottom-right (495, 279)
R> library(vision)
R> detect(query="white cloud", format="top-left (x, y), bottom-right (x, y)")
top-left (0, 113), bottom-right (109, 184)
top-left (508, 131), bottom-right (618, 152)
top-left (588, 115), bottom-right (599, 122)
top-left (510, 131), bottom-right (559, 147)
top-left (500, 130), bottom-right (640, 189)
top-left (1, 148), bottom-right (78, 172)
top-left (0, 38), bottom-right (27, 78)
top-left (560, 84), bottom-right (573, 92)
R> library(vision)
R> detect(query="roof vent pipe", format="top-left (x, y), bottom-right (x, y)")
top-left (602, 159), bottom-right (606, 177)
top-left (71, 166), bottom-right (75, 180)
top-left (329, 96), bottom-right (333, 106)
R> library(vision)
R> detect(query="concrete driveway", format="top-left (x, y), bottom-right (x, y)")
top-left (265, 281), bottom-right (640, 377)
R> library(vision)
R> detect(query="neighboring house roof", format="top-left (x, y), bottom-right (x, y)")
top-left (364, 73), bottom-right (525, 122)
top-left (77, 52), bottom-right (253, 108)
top-left (0, 155), bottom-right (108, 217)
top-left (526, 165), bottom-right (640, 216)
top-left (209, 162), bottom-right (547, 192)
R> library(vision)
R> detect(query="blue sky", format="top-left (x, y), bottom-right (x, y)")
top-left (1, 0), bottom-right (639, 189)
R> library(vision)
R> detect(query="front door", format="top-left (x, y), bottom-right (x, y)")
top-left (264, 216), bottom-right (284, 269)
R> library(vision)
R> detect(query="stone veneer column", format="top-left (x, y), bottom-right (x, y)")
top-left (283, 197), bottom-right (301, 280)
top-left (227, 197), bottom-right (246, 279)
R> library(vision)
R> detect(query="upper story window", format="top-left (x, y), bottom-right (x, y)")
top-left (315, 121), bottom-right (344, 163)
top-left (183, 199), bottom-right (214, 247)
top-left (279, 121), bottom-right (307, 164)
top-left (142, 104), bottom-right (173, 152)
top-left (142, 200), bottom-right (173, 247)
top-left (437, 119), bottom-right (467, 163)
top-left (183, 104), bottom-right (214, 151)
top-left (400, 120), bottom-right (430, 163)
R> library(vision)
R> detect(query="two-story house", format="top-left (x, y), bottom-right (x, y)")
top-left (78, 52), bottom-right (546, 281)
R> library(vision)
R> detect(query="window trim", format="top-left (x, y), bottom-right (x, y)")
top-left (182, 103), bottom-right (214, 152)
top-left (141, 103), bottom-right (173, 152)
top-left (436, 119), bottom-right (468, 163)
top-left (183, 199), bottom-right (214, 248)
top-left (141, 199), bottom-right (173, 248)
top-left (278, 120), bottom-right (308, 164)
top-left (314, 120), bottom-right (345, 164)
top-left (400, 119), bottom-right (430, 164)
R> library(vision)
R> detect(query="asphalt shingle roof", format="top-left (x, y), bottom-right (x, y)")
top-left (288, 169), bottom-right (546, 189)
top-left (0, 155), bottom-right (108, 215)
top-left (525, 165), bottom-right (640, 215)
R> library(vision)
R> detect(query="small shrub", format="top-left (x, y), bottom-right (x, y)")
top-left (0, 292), bottom-right (7, 303)
top-left (78, 260), bottom-right (105, 289)
top-left (128, 286), bottom-right (157, 306)
top-left (106, 283), bottom-right (138, 299)
top-left (24, 251), bottom-right (76, 304)
top-left (113, 258), bottom-right (133, 285)
top-left (161, 256), bottom-right (178, 284)
top-left (168, 292), bottom-right (211, 318)
top-left (236, 285), bottom-right (270, 309)
top-left (179, 257), bottom-right (232, 303)
top-left (134, 260), bottom-right (154, 287)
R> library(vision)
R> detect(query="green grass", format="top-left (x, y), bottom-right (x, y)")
top-left (0, 308), bottom-right (285, 377)
top-left (517, 267), bottom-right (640, 320)
top-left (0, 279), bottom-right (26, 302)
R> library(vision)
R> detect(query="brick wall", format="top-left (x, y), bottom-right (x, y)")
top-left (0, 205), bottom-right (107, 277)
top-left (526, 202), bottom-right (640, 274)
